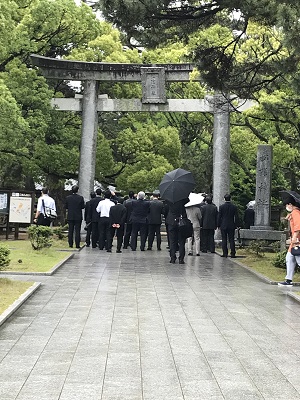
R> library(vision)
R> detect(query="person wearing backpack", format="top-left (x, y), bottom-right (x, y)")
top-left (34, 187), bottom-right (56, 227)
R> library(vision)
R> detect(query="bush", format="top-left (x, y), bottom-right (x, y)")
top-left (272, 251), bottom-right (287, 269)
top-left (0, 244), bottom-right (10, 270)
top-left (27, 225), bottom-right (53, 250)
top-left (53, 225), bottom-right (67, 240)
top-left (248, 240), bottom-right (268, 257)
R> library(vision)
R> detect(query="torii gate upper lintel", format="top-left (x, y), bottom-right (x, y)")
top-left (30, 54), bottom-right (252, 205)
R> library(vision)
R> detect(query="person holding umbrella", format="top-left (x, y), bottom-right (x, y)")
top-left (278, 193), bottom-right (300, 286)
top-left (165, 198), bottom-right (189, 263)
top-left (159, 168), bottom-right (196, 264)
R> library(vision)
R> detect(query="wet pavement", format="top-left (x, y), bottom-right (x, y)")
top-left (1, 244), bottom-right (300, 399)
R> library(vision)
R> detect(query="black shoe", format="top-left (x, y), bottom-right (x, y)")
top-left (221, 254), bottom-right (227, 258)
top-left (188, 252), bottom-right (193, 256)
top-left (123, 246), bottom-right (128, 249)
top-left (107, 249), bottom-right (112, 252)
top-left (179, 260), bottom-right (185, 264)
top-left (85, 244), bottom-right (90, 247)
top-left (76, 246), bottom-right (80, 249)
top-left (230, 255), bottom-right (236, 258)
top-left (116, 250), bottom-right (122, 253)
top-left (170, 258), bottom-right (176, 264)
top-left (92, 246), bottom-right (97, 248)
top-left (166, 246), bottom-right (170, 249)
top-left (140, 248), bottom-right (145, 251)
top-left (147, 248), bottom-right (152, 250)
top-left (201, 250), bottom-right (207, 253)
top-left (157, 248), bottom-right (161, 251)
top-left (196, 254), bottom-right (200, 256)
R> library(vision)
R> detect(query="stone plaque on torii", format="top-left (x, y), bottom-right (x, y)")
top-left (30, 54), bottom-right (255, 207)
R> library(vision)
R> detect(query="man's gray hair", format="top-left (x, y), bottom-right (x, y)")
top-left (137, 191), bottom-right (145, 200)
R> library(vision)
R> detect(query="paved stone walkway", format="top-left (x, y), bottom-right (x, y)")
top-left (1, 245), bottom-right (300, 399)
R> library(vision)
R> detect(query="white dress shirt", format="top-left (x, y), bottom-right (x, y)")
top-left (37, 194), bottom-right (56, 213)
top-left (96, 198), bottom-right (115, 217)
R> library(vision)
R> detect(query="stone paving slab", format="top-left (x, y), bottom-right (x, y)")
top-left (1, 244), bottom-right (300, 399)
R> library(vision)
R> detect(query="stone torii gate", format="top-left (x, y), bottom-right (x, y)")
top-left (30, 54), bottom-right (253, 206)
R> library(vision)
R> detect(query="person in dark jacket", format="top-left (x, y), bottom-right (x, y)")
top-left (89, 188), bottom-right (102, 248)
top-left (244, 203), bottom-right (255, 229)
top-left (165, 198), bottom-right (189, 264)
top-left (217, 193), bottom-right (240, 258)
top-left (84, 191), bottom-right (96, 247)
top-left (123, 191), bottom-right (135, 249)
top-left (147, 193), bottom-right (164, 251)
top-left (130, 191), bottom-right (150, 251)
top-left (65, 185), bottom-right (85, 248)
top-left (107, 198), bottom-right (127, 253)
top-left (201, 196), bottom-right (218, 253)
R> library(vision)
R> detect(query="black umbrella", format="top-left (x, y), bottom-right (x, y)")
top-left (280, 190), bottom-right (300, 206)
top-left (159, 168), bottom-right (195, 203)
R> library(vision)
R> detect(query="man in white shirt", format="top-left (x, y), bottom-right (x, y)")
top-left (34, 187), bottom-right (56, 226)
top-left (96, 190), bottom-right (115, 251)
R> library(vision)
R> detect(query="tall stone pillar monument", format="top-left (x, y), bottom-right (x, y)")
top-left (78, 80), bottom-right (99, 202)
top-left (252, 144), bottom-right (273, 230)
top-left (212, 93), bottom-right (230, 209)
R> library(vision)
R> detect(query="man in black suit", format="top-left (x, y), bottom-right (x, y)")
top-left (89, 188), bottom-right (102, 248)
top-left (123, 191), bottom-right (135, 249)
top-left (217, 193), bottom-right (240, 258)
top-left (84, 191), bottom-right (96, 247)
top-left (147, 193), bottom-right (164, 251)
top-left (65, 185), bottom-right (85, 248)
top-left (130, 191), bottom-right (150, 251)
top-left (108, 198), bottom-right (127, 253)
top-left (201, 196), bottom-right (218, 253)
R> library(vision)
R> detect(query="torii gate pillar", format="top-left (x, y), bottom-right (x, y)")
top-left (79, 80), bottom-right (99, 200)
top-left (212, 94), bottom-right (230, 209)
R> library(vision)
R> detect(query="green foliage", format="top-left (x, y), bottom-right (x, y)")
top-left (0, 244), bottom-right (10, 270)
top-left (52, 225), bottom-right (67, 240)
top-left (27, 225), bottom-right (53, 250)
top-left (272, 251), bottom-right (287, 269)
top-left (248, 240), bottom-right (268, 257)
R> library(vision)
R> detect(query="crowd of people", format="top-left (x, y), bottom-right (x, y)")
top-left (82, 188), bottom-right (243, 264)
top-left (34, 185), bottom-right (300, 287)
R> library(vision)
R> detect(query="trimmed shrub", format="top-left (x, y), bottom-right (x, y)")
top-left (0, 244), bottom-right (10, 270)
top-left (272, 251), bottom-right (287, 269)
top-left (27, 225), bottom-right (53, 250)
top-left (248, 240), bottom-right (268, 257)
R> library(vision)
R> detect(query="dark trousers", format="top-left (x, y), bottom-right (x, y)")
top-left (221, 228), bottom-right (235, 256)
top-left (98, 217), bottom-right (110, 250)
top-left (202, 229), bottom-right (215, 252)
top-left (108, 226), bottom-right (125, 251)
top-left (148, 224), bottom-right (162, 249)
top-left (168, 224), bottom-right (186, 261)
top-left (130, 222), bottom-right (148, 250)
top-left (91, 222), bottom-right (99, 248)
top-left (68, 220), bottom-right (81, 248)
top-left (123, 223), bottom-right (132, 248)
top-left (85, 223), bottom-right (92, 246)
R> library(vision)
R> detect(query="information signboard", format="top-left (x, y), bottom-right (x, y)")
top-left (9, 192), bottom-right (33, 224)
top-left (0, 191), bottom-right (9, 214)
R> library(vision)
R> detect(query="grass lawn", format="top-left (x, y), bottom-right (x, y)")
top-left (235, 249), bottom-right (300, 282)
top-left (0, 278), bottom-right (33, 314)
top-left (1, 238), bottom-right (72, 273)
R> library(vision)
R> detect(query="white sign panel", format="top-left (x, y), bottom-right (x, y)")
top-left (9, 196), bottom-right (32, 223)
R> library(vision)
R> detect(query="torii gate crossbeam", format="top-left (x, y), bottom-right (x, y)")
top-left (30, 54), bottom-right (253, 207)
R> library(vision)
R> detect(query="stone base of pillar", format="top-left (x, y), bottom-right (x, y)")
top-left (250, 225), bottom-right (274, 231)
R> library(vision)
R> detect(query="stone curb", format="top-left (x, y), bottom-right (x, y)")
top-left (0, 252), bottom-right (74, 277)
top-left (287, 292), bottom-right (300, 303)
top-left (215, 251), bottom-right (300, 286)
top-left (0, 282), bottom-right (41, 327)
